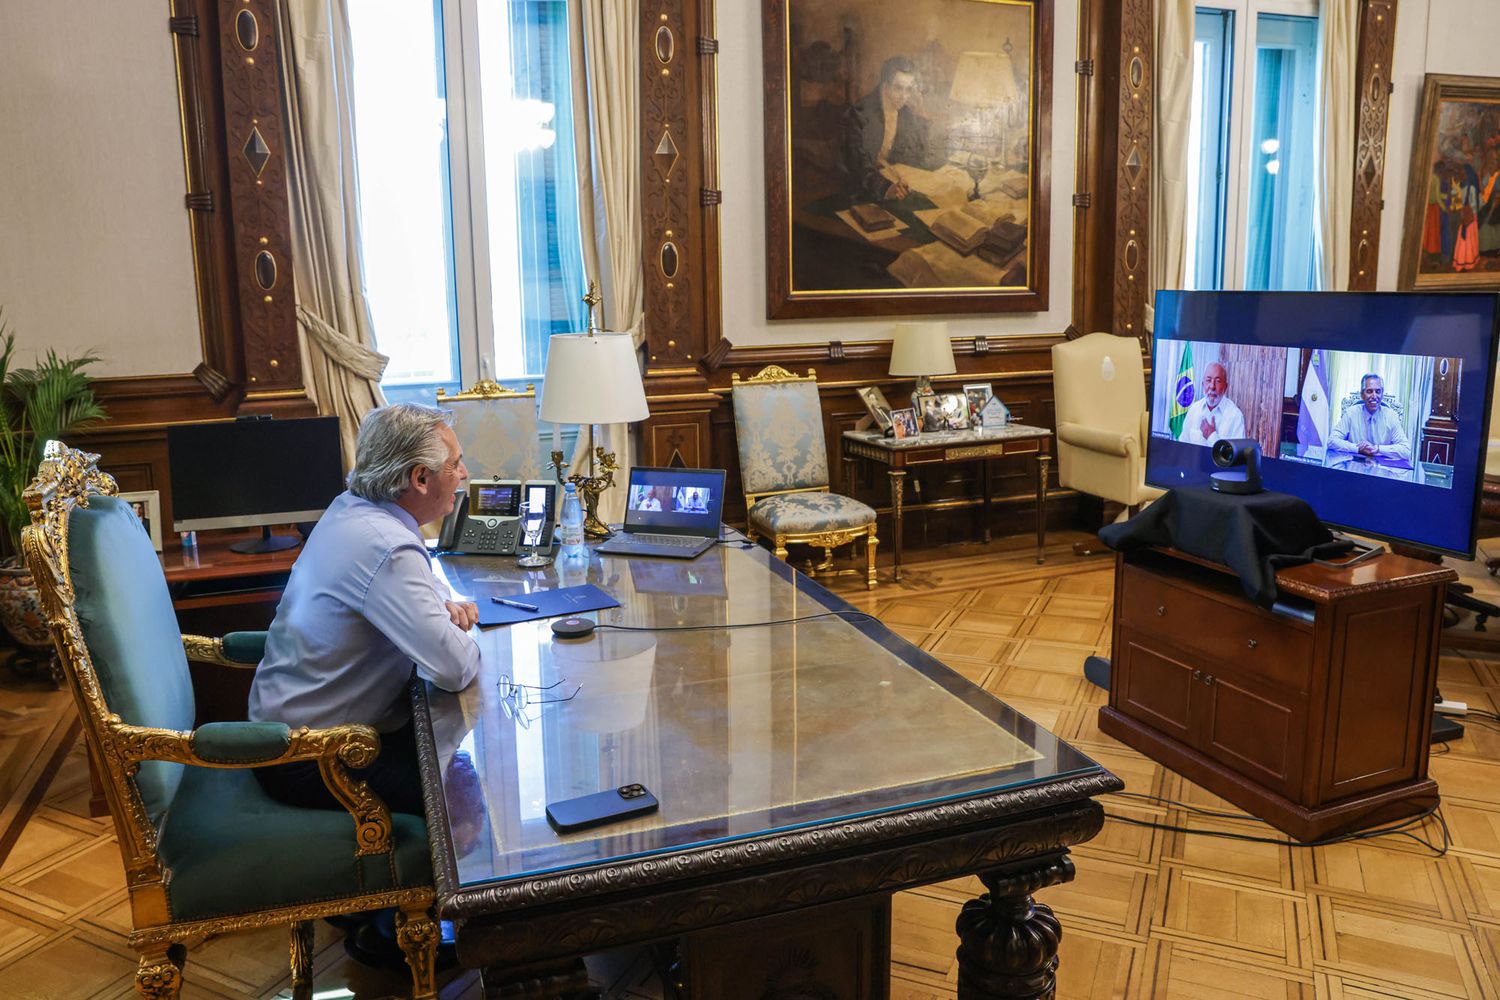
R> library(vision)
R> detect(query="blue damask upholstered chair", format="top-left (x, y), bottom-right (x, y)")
top-left (436, 380), bottom-right (543, 480)
top-left (22, 442), bottom-right (438, 1000)
top-left (731, 366), bottom-right (879, 589)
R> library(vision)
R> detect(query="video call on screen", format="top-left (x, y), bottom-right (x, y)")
top-left (628, 484), bottom-right (714, 515)
top-left (1151, 339), bottom-right (1464, 491)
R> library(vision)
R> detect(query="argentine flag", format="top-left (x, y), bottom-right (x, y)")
top-left (1297, 349), bottom-right (1331, 459)
top-left (1168, 343), bottom-right (1194, 439)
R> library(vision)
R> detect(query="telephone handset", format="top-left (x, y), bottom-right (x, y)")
top-left (439, 479), bottom-right (556, 556)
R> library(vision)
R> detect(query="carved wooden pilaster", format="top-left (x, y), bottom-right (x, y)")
top-left (217, 0), bottom-right (301, 397)
top-left (1348, 0), bottom-right (1398, 291)
top-left (641, 1), bottom-right (718, 469)
top-left (1112, 0), bottom-right (1152, 346)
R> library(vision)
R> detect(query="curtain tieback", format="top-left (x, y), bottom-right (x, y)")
top-left (296, 304), bottom-right (389, 381)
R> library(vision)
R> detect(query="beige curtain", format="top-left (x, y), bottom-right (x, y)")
top-left (567, 0), bottom-right (642, 525)
top-left (277, 0), bottom-right (388, 469)
top-left (1317, 0), bottom-right (1360, 290)
top-left (1149, 0), bottom-right (1195, 328)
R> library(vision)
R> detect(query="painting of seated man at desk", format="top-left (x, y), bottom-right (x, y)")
top-left (766, 0), bottom-right (1050, 318)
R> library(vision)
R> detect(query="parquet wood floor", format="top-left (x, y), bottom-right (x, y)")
top-left (4, 532), bottom-right (1500, 998)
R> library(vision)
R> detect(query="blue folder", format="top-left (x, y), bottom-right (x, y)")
top-left (477, 583), bottom-right (620, 628)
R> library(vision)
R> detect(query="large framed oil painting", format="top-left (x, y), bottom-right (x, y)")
top-left (1398, 74), bottom-right (1500, 290)
top-left (762, 0), bottom-right (1052, 320)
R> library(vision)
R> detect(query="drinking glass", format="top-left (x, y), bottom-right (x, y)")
top-left (516, 501), bottom-right (552, 568)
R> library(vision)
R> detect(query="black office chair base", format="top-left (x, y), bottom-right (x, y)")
top-left (1083, 655), bottom-right (1111, 690)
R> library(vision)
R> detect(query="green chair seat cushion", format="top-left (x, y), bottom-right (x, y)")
top-left (749, 492), bottom-right (876, 537)
top-left (157, 764), bottom-right (431, 922)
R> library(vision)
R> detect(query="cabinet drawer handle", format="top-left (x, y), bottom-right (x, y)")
top-left (1192, 669), bottom-right (1202, 681)
top-left (1203, 674), bottom-right (1214, 686)
top-left (1247, 638), bottom-right (1257, 650)
top-left (1156, 605), bottom-right (1167, 616)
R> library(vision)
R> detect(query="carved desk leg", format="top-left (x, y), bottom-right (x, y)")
top-left (889, 469), bottom-right (906, 582)
top-left (955, 854), bottom-right (1074, 999)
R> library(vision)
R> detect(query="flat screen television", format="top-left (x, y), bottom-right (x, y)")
top-left (168, 416), bottom-right (346, 552)
top-left (1146, 290), bottom-right (1500, 558)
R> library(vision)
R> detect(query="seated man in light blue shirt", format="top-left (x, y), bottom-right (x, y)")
top-left (1325, 373), bottom-right (1414, 481)
top-left (251, 402), bottom-right (480, 817)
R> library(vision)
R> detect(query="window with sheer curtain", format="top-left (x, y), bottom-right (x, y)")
top-left (1184, 0), bottom-right (1321, 291)
top-left (346, 0), bottom-right (587, 401)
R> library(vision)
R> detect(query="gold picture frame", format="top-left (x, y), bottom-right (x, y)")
top-left (762, 0), bottom-right (1054, 319)
top-left (1397, 74), bottom-right (1500, 290)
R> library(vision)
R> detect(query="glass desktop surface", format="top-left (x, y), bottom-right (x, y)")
top-left (424, 539), bottom-right (1101, 890)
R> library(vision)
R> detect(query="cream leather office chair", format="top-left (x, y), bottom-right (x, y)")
top-left (436, 380), bottom-right (542, 480)
top-left (1052, 332), bottom-right (1162, 690)
top-left (1051, 332), bottom-right (1163, 530)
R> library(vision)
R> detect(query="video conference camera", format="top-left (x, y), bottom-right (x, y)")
top-left (1210, 438), bottom-right (1263, 495)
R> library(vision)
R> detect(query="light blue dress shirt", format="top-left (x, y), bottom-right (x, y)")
top-left (248, 491), bottom-right (481, 733)
top-left (1326, 404), bottom-right (1412, 466)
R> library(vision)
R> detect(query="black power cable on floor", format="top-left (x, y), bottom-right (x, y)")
top-left (1099, 791), bottom-right (1451, 856)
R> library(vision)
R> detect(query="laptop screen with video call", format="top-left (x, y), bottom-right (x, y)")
top-left (622, 467), bottom-right (725, 536)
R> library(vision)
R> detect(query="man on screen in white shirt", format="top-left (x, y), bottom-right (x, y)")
top-left (1180, 362), bottom-right (1246, 446)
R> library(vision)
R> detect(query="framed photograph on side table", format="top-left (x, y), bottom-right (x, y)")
top-left (962, 383), bottom-right (995, 426)
top-left (118, 490), bottom-right (163, 552)
top-left (857, 386), bottom-right (895, 433)
top-left (891, 408), bottom-right (920, 438)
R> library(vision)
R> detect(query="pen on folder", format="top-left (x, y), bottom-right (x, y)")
top-left (492, 597), bottom-right (539, 612)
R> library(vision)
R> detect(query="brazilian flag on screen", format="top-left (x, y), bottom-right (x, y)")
top-left (1168, 344), bottom-right (1194, 439)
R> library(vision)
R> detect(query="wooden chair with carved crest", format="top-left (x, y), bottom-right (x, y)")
top-left (730, 365), bottom-right (879, 589)
top-left (22, 441), bottom-right (439, 1000)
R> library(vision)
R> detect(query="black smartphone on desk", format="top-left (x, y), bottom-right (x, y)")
top-left (546, 784), bottom-right (659, 833)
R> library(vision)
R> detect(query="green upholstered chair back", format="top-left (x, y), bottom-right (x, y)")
top-left (68, 495), bottom-right (196, 823)
top-left (731, 370), bottom-right (830, 497)
top-left (436, 383), bottom-right (542, 480)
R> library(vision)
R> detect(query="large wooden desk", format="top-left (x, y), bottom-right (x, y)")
top-left (415, 539), bottom-right (1117, 998)
top-left (843, 424), bottom-right (1052, 580)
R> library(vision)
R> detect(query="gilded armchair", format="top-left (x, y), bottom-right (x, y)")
top-left (436, 379), bottom-right (543, 480)
top-left (731, 366), bottom-right (879, 589)
top-left (22, 441), bottom-right (438, 1000)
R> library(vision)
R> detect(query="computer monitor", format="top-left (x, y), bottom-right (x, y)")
top-left (1145, 290), bottom-right (1500, 558)
top-left (167, 416), bottom-right (345, 553)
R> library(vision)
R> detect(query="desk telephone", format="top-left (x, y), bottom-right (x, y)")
top-left (438, 479), bottom-right (556, 556)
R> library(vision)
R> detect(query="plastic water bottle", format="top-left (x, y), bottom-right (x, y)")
top-left (559, 482), bottom-right (586, 562)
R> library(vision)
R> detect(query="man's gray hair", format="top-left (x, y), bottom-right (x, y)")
top-left (347, 403), bottom-right (454, 503)
top-left (1361, 373), bottom-right (1384, 389)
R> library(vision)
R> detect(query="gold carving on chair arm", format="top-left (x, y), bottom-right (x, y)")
top-left (436, 379), bottom-right (536, 402)
top-left (180, 634), bottom-right (255, 668)
top-left (732, 365), bottom-right (817, 385)
top-left (105, 720), bottom-right (394, 857)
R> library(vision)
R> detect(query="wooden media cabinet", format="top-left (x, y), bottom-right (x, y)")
top-left (1099, 546), bottom-right (1455, 841)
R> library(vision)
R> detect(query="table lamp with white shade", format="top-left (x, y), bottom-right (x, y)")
top-left (540, 325), bottom-right (648, 538)
top-left (889, 321), bottom-right (956, 413)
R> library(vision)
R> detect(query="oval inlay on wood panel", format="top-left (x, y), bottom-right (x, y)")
top-left (1129, 56), bottom-right (1144, 90)
top-left (254, 250), bottom-right (277, 290)
top-left (235, 9), bottom-right (259, 51)
top-left (1124, 239), bottom-right (1140, 272)
top-left (1369, 73), bottom-right (1384, 103)
top-left (655, 26), bottom-right (674, 64)
top-left (660, 241), bottom-right (679, 279)
top-left (1441, 357), bottom-right (1450, 376)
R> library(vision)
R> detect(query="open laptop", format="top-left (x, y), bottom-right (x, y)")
top-left (597, 467), bottom-right (726, 559)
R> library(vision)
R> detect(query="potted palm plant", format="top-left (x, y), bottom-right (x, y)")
top-left (0, 316), bottom-right (106, 666)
